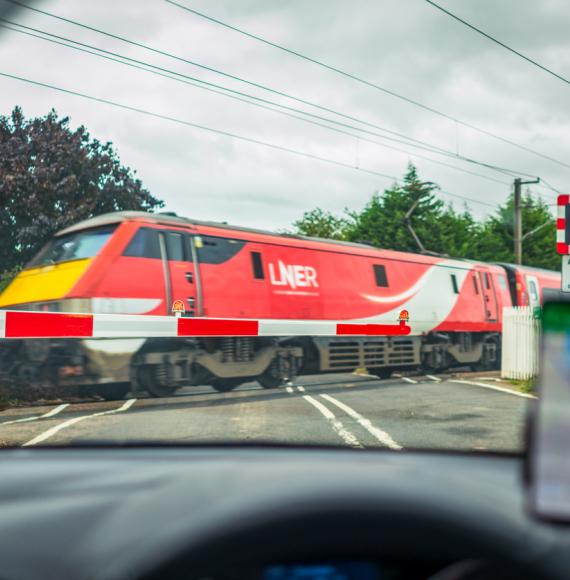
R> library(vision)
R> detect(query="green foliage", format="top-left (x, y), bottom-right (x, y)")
top-left (293, 208), bottom-right (352, 240)
top-left (510, 378), bottom-right (535, 394)
top-left (292, 163), bottom-right (558, 270)
top-left (347, 164), bottom-right (480, 255)
top-left (0, 266), bottom-right (22, 293)
top-left (0, 106), bottom-right (164, 275)
top-left (470, 193), bottom-right (557, 270)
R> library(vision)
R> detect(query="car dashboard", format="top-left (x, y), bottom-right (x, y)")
top-left (0, 447), bottom-right (569, 580)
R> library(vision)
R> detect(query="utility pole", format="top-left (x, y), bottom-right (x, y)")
top-left (513, 177), bottom-right (540, 265)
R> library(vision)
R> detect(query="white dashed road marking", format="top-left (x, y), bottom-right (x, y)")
top-left (425, 375), bottom-right (441, 383)
top-left (22, 399), bottom-right (137, 447)
top-left (450, 380), bottom-right (536, 400)
top-left (285, 386), bottom-right (294, 393)
top-left (401, 377), bottom-right (417, 384)
top-left (320, 394), bottom-right (403, 450)
top-left (0, 403), bottom-right (69, 426)
top-left (285, 385), bottom-right (362, 448)
top-left (300, 395), bottom-right (363, 448)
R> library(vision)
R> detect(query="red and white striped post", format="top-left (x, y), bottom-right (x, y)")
top-left (558, 195), bottom-right (570, 293)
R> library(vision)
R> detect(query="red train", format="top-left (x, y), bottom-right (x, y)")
top-left (0, 211), bottom-right (562, 398)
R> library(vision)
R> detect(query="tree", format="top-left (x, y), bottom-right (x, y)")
top-left (0, 107), bottom-right (164, 273)
top-left (292, 207), bottom-right (352, 240)
top-left (346, 164), bottom-right (480, 257)
top-left (291, 164), bottom-right (558, 270)
top-left (471, 192), bottom-right (557, 270)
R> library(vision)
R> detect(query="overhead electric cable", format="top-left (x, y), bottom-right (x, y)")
top-left (425, 0), bottom-right (570, 87)
top-left (0, 17), bottom-right (535, 184)
top-left (0, 69), bottom-right (496, 208)
top-left (3, 0), bottom-right (566, 177)
top-left (0, 21), bottom-right (511, 187)
top-left (163, 0), bottom-right (570, 171)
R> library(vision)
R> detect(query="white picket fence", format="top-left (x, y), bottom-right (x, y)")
top-left (501, 306), bottom-right (541, 380)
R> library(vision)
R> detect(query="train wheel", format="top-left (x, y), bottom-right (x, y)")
top-left (257, 373), bottom-right (286, 389)
top-left (211, 379), bottom-right (242, 392)
top-left (95, 382), bottom-right (131, 401)
top-left (472, 337), bottom-right (500, 372)
top-left (368, 368), bottom-right (393, 380)
top-left (137, 365), bottom-right (178, 398)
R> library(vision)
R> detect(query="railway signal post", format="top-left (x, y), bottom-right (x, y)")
top-left (557, 194), bottom-right (570, 293)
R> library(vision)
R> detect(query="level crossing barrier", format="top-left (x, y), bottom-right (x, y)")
top-left (0, 310), bottom-right (411, 339)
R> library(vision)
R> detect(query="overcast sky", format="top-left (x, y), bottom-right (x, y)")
top-left (0, 0), bottom-right (568, 230)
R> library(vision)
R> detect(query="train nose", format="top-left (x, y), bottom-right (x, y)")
top-left (0, 259), bottom-right (93, 308)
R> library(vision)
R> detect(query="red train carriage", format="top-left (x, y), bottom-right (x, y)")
top-left (0, 211), bottom-right (562, 398)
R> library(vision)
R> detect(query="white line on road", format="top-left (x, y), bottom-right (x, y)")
top-left (425, 374), bottom-right (441, 383)
top-left (22, 399), bottom-right (137, 447)
top-left (449, 380), bottom-right (536, 400)
top-left (401, 377), bottom-right (417, 384)
top-left (285, 385), bottom-right (362, 448)
top-left (285, 386), bottom-right (294, 393)
top-left (301, 395), bottom-right (363, 448)
top-left (320, 394), bottom-right (402, 451)
top-left (0, 404), bottom-right (69, 426)
top-left (473, 377), bottom-right (502, 382)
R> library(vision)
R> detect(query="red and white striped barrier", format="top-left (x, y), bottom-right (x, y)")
top-left (0, 311), bottom-right (411, 339)
top-left (557, 194), bottom-right (569, 254)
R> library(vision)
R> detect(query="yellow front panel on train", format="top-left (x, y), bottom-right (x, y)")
top-left (0, 259), bottom-right (93, 307)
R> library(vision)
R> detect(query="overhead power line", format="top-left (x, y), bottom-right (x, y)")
top-left (0, 20), bottom-right (512, 188)
top-left (5, 0), bottom-right (569, 178)
top-left (0, 20), bottom-right (460, 158)
top-left (0, 14), bottom-right (541, 184)
top-left (163, 0), bottom-right (570, 171)
top-left (0, 70), bottom-right (496, 208)
top-left (425, 0), bottom-right (570, 87)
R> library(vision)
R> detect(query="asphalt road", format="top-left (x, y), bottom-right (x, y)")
top-left (0, 373), bottom-right (532, 451)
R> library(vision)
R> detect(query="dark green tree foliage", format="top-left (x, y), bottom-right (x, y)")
top-left (293, 163), bottom-right (558, 270)
top-left (471, 192), bottom-right (558, 270)
top-left (292, 208), bottom-right (351, 240)
top-left (348, 165), bottom-right (480, 255)
top-left (0, 107), bottom-right (164, 273)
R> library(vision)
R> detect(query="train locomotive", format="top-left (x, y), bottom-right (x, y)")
top-left (0, 211), bottom-right (562, 399)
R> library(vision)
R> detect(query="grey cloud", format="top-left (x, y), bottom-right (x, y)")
top-left (0, 0), bottom-right (567, 232)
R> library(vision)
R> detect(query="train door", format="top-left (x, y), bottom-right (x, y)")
top-left (526, 275), bottom-right (540, 308)
top-left (479, 269), bottom-right (498, 321)
top-left (160, 230), bottom-right (202, 317)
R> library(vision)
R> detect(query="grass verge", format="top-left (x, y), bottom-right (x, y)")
top-left (509, 378), bottom-right (536, 394)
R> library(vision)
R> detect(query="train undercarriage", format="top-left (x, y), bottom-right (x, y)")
top-left (0, 331), bottom-right (501, 400)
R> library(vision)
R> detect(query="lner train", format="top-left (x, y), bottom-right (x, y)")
top-left (0, 211), bottom-right (562, 399)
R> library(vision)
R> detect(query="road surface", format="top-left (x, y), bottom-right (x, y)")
top-left (0, 373), bottom-right (531, 451)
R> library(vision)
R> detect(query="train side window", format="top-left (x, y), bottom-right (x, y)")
top-left (166, 232), bottom-right (186, 261)
top-left (198, 236), bottom-right (245, 264)
top-left (251, 251), bottom-right (264, 279)
top-left (484, 273), bottom-right (491, 289)
top-left (123, 228), bottom-right (161, 258)
top-left (450, 274), bottom-right (459, 294)
top-left (497, 274), bottom-right (507, 290)
top-left (373, 265), bottom-right (388, 287)
top-left (472, 275), bottom-right (479, 294)
top-left (529, 280), bottom-right (539, 301)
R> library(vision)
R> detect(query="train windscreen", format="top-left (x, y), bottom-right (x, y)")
top-left (26, 226), bottom-right (117, 268)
